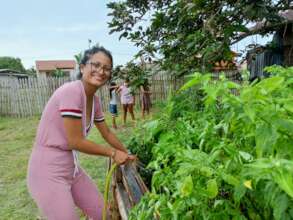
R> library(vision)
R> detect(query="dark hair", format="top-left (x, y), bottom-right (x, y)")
top-left (109, 81), bottom-right (117, 99)
top-left (77, 45), bottom-right (113, 79)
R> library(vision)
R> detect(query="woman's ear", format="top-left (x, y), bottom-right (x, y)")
top-left (79, 64), bottom-right (85, 73)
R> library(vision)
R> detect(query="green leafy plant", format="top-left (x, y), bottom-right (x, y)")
top-left (128, 66), bottom-right (293, 219)
top-left (52, 69), bottom-right (65, 77)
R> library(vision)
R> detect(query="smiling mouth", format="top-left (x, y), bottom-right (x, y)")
top-left (91, 72), bottom-right (107, 82)
top-left (94, 76), bottom-right (105, 81)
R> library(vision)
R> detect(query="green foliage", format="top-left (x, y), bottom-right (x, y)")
top-left (74, 52), bottom-right (83, 65)
top-left (52, 69), bottom-right (65, 77)
top-left (111, 65), bottom-right (123, 81)
top-left (0, 56), bottom-right (26, 72)
top-left (25, 67), bottom-right (37, 76)
top-left (107, 1), bottom-right (289, 75)
top-left (128, 66), bottom-right (293, 219)
top-left (125, 62), bottom-right (151, 89)
top-left (112, 61), bottom-right (151, 92)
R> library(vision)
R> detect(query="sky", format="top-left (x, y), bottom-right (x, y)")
top-left (0, 0), bottom-right (272, 69)
top-left (0, 0), bottom-right (140, 69)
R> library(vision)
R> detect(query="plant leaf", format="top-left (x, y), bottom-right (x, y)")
top-left (207, 179), bottom-right (218, 198)
top-left (180, 175), bottom-right (193, 197)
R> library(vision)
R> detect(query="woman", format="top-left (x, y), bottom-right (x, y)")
top-left (140, 82), bottom-right (152, 119)
top-left (117, 79), bottom-right (135, 126)
top-left (27, 46), bottom-right (135, 220)
top-left (109, 81), bottom-right (119, 129)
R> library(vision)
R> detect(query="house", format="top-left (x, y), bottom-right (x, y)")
top-left (35, 60), bottom-right (77, 78)
top-left (246, 9), bottom-right (293, 81)
top-left (0, 69), bottom-right (28, 80)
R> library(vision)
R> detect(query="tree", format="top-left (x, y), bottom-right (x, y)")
top-left (124, 62), bottom-right (150, 89)
top-left (26, 66), bottom-right (37, 76)
top-left (0, 56), bottom-right (26, 72)
top-left (74, 52), bottom-right (83, 65)
top-left (107, 0), bottom-right (292, 75)
top-left (111, 65), bottom-right (124, 80)
top-left (112, 62), bottom-right (151, 91)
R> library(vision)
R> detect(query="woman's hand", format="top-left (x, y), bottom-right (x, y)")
top-left (113, 149), bottom-right (129, 165)
top-left (127, 154), bottom-right (137, 161)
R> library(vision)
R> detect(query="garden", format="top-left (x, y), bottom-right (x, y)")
top-left (105, 1), bottom-right (293, 218)
top-left (1, 0), bottom-right (293, 219)
top-left (126, 65), bottom-right (293, 219)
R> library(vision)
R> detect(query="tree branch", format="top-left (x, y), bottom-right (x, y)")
top-left (231, 19), bottom-right (293, 45)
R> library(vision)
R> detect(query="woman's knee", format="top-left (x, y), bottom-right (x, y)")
top-left (35, 190), bottom-right (79, 220)
top-left (72, 170), bottom-right (104, 219)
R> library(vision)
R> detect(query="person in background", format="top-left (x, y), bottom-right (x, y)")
top-left (117, 79), bottom-right (135, 126)
top-left (109, 81), bottom-right (119, 129)
top-left (27, 45), bottom-right (136, 220)
top-left (140, 81), bottom-right (152, 119)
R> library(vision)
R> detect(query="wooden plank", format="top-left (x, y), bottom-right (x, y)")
top-left (11, 79), bottom-right (18, 117)
top-left (130, 164), bottom-right (149, 194)
top-left (115, 183), bottom-right (131, 220)
top-left (35, 78), bottom-right (40, 114)
top-left (1, 80), bottom-right (3, 114)
top-left (5, 79), bottom-right (9, 115)
top-left (19, 79), bottom-right (24, 117)
top-left (110, 160), bottom-right (150, 219)
top-left (120, 163), bottom-right (145, 205)
top-left (28, 78), bottom-right (34, 116)
top-left (22, 79), bottom-right (28, 117)
top-left (0, 80), bottom-right (4, 115)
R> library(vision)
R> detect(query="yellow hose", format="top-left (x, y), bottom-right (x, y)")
top-left (102, 163), bottom-right (118, 220)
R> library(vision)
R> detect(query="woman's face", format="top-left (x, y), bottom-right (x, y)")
top-left (80, 52), bottom-right (112, 87)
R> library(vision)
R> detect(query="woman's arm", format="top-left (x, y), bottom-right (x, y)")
top-left (116, 86), bottom-right (122, 93)
top-left (109, 85), bottom-right (119, 89)
top-left (95, 121), bottom-right (136, 160)
top-left (63, 117), bottom-right (129, 164)
top-left (94, 121), bottom-right (128, 153)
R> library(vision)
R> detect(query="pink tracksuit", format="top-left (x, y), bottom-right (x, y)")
top-left (27, 80), bottom-right (106, 220)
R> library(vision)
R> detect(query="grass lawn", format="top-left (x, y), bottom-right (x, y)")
top-left (0, 108), bottom-right (150, 220)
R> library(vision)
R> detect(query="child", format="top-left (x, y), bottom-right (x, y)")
top-left (140, 81), bottom-right (152, 119)
top-left (109, 82), bottom-right (119, 129)
top-left (117, 79), bottom-right (135, 126)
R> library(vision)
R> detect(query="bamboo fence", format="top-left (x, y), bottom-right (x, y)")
top-left (0, 75), bottom-right (183, 118)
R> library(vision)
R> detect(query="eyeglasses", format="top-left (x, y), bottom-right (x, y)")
top-left (86, 61), bottom-right (112, 75)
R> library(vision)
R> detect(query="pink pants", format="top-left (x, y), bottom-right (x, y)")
top-left (27, 146), bottom-right (105, 220)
